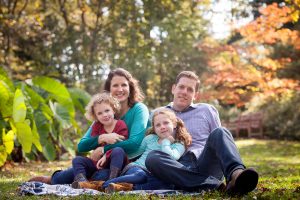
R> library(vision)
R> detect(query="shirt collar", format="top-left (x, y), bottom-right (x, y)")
top-left (166, 102), bottom-right (197, 113)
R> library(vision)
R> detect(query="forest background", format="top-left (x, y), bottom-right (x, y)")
top-left (0, 0), bottom-right (299, 165)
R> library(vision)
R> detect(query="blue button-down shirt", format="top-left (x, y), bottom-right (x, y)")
top-left (166, 102), bottom-right (221, 159)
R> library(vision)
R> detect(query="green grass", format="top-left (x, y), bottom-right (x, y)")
top-left (0, 139), bottom-right (300, 199)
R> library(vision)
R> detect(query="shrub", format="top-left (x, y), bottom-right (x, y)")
top-left (251, 90), bottom-right (300, 140)
top-left (0, 68), bottom-right (90, 166)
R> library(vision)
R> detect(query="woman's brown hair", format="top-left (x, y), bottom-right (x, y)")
top-left (104, 68), bottom-right (144, 107)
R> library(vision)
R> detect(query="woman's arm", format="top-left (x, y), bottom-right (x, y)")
top-left (126, 135), bottom-right (148, 159)
top-left (78, 120), bottom-right (129, 152)
top-left (161, 139), bottom-right (185, 160)
top-left (77, 125), bottom-right (99, 152)
top-left (104, 103), bottom-right (149, 155)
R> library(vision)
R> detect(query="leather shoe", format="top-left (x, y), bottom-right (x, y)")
top-left (28, 176), bottom-right (51, 184)
top-left (217, 182), bottom-right (226, 192)
top-left (226, 168), bottom-right (258, 196)
top-left (72, 180), bottom-right (105, 191)
top-left (105, 182), bottom-right (133, 193)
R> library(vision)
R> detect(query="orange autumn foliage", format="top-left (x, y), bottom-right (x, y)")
top-left (198, 3), bottom-right (299, 107)
top-left (240, 3), bottom-right (300, 49)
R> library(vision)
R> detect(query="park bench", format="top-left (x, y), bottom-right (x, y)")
top-left (223, 112), bottom-right (263, 138)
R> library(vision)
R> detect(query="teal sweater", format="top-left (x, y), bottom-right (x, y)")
top-left (129, 134), bottom-right (185, 169)
top-left (77, 102), bottom-right (150, 158)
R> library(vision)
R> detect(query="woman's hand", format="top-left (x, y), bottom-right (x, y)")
top-left (98, 133), bottom-right (125, 145)
top-left (90, 146), bottom-right (103, 161)
top-left (96, 155), bottom-right (107, 169)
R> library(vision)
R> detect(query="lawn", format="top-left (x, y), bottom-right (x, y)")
top-left (0, 139), bottom-right (299, 199)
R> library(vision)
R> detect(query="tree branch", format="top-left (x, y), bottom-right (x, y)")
top-left (58, 0), bottom-right (69, 27)
top-left (17, 0), bottom-right (28, 21)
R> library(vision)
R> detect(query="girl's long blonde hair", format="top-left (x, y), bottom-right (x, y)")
top-left (147, 108), bottom-right (192, 148)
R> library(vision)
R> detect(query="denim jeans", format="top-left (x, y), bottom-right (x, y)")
top-left (51, 167), bottom-right (74, 184)
top-left (51, 147), bottom-right (127, 184)
top-left (102, 166), bottom-right (147, 188)
top-left (72, 156), bottom-right (97, 179)
top-left (90, 169), bottom-right (110, 181)
top-left (133, 172), bottom-right (175, 190)
top-left (145, 127), bottom-right (245, 191)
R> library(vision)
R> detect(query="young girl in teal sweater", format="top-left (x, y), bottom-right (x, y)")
top-left (102, 108), bottom-right (192, 192)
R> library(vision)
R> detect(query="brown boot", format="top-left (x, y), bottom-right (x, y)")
top-left (105, 182), bottom-right (133, 193)
top-left (72, 180), bottom-right (105, 191)
top-left (28, 176), bottom-right (51, 184)
top-left (109, 166), bottom-right (121, 179)
top-left (74, 173), bottom-right (88, 182)
top-left (226, 168), bottom-right (259, 196)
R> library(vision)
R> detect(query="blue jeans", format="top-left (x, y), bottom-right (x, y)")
top-left (100, 166), bottom-right (174, 190)
top-left (133, 173), bottom-right (174, 190)
top-left (51, 147), bottom-right (126, 184)
top-left (102, 166), bottom-right (147, 188)
top-left (51, 167), bottom-right (74, 184)
top-left (72, 156), bottom-right (97, 179)
top-left (145, 127), bottom-right (245, 191)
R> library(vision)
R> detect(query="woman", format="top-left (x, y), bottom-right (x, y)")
top-left (29, 68), bottom-right (150, 185)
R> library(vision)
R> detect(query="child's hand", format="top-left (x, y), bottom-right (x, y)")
top-left (166, 135), bottom-right (175, 143)
top-left (96, 155), bottom-right (107, 169)
top-left (98, 133), bottom-right (125, 144)
top-left (90, 147), bottom-right (104, 161)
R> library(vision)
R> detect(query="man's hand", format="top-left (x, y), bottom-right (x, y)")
top-left (98, 133), bottom-right (125, 145)
top-left (90, 146), bottom-right (103, 161)
top-left (96, 155), bottom-right (107, 169)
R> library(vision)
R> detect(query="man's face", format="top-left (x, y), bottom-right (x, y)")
top-left (171, 77), bottom-right (198, 112)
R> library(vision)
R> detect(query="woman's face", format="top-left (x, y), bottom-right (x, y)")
top-left (110, 75), bottom-right (130, 105)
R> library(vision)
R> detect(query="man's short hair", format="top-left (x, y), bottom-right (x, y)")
top-left (175, 71), bottom-right (200, 91)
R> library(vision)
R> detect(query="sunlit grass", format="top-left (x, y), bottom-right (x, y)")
top-left (0, 139), bottom-right (300, 199)
top-left (235, 139), bottom-right (300, 199)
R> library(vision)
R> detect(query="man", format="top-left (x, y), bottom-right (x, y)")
top-left (145, 71), bottom-right (258, 195)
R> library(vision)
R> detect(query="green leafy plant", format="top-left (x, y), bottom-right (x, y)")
top-left (0, 68), bottom-right (91, 166)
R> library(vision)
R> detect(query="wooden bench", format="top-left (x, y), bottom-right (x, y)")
top-left (223, 112), bottom-right (263, 138)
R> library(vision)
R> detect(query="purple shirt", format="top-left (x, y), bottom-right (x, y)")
top-left (166, 102), bottom-right (221, 159)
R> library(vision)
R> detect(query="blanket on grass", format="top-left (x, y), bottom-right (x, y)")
top-left (18, 182), bottom-right (203, 197)
top-left (18, 182), bottom-right (103, 196)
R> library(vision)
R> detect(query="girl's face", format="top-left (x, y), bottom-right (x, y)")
top-left (94, 102), bottom-right (115, 126)
top-left (153, 113), bottom-right (176, 139)
top-left (110, 75), bottom-right (130, 105)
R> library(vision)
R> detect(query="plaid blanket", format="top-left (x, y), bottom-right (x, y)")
top-left (18, 182), bottom-right (104, 196)
top-left (18, 182), bottom-right (203, 197)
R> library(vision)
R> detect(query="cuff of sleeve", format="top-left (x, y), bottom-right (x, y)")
top-left (161, 139), bottom-right (171, 146)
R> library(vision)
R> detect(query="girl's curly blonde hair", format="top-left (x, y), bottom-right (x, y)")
top-left (85, 92), bottom-right (121, 121)
top-left (147, 108), bottom-right (192, 148)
